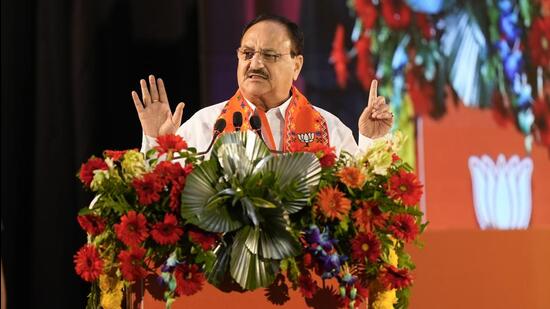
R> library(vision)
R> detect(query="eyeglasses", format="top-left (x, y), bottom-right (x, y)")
top-left (236, 48), bottom-right (295, 63)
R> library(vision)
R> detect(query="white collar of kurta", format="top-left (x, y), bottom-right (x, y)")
top-left (242, 96), bottom-right (293, 117)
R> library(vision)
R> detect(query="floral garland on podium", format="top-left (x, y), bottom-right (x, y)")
top-left (74, 131), bottom-right (426, 309)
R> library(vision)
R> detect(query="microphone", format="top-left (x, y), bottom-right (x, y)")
top-left (249, 114), bottom-right (263, 140)
top-left (249, 113), bottom-right (283, 154)
top-left (197, 118), bottom-right (226, 155)
top-left (233, 112), bottom-right (243, 131)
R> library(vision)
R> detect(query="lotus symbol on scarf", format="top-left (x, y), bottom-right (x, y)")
top-left (297, 132), bottom-right (315, 146)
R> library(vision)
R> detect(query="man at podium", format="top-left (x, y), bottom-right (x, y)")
top-left (132, 14), bottom-right (393, 153)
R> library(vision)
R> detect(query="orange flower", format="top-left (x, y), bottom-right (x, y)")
top-left (352, 201), bottom-right (388, 232)
top-left (315, 186), bottom-right (351, 220)
top-left (338, 167), bottom-right (366, 189)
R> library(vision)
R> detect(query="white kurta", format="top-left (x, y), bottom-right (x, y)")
top-left (141, 97), bottom-right (375, 155)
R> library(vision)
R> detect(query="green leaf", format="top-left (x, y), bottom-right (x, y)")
top-left (258, 211), bottom-right (301, 259)
top-left (242, 197), bottom-right (262, 227)
top-left (261, 152), bottom-right (321, 214)
top-left (207, 241), bottom-right (232, 286)
top-left (338, 216), bottom-right (350, 233)
top-left (242, 225), bottom-right (260, 254)
top-left (249, 197), bottom-right (277, 209)
top-left (195, 250), bottom-right (216, 271)
top-left (230, 229), bottom-right (278, 290)
top-left (519, 0), bottom-right (531, 27)
top-left (211, 131), bottom-right (271, 165)
top-left (78, 207), bottom-right (94, 216)
top-left (181, 160), bottom-right (242, 233)
top-left (145, 148), bottom-right (157, 160)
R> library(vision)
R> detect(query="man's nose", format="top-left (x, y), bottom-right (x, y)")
top-left (249, 53), bottom-right (265, 68)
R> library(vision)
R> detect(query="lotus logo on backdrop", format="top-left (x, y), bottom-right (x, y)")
top-left (468, 154), bottom-right (533, 230)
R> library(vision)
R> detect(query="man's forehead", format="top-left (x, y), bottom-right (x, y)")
top-left (241, 21), bottom-right (292, 47)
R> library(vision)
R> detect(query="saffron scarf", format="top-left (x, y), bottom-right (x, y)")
top-left (214, 86), bottom-right (330, 151)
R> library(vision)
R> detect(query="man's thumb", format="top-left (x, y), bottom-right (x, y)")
top-left (172, 102), bottom-right (185, 126)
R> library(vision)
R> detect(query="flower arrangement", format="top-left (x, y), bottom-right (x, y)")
top-left (74, 131), bottom-right (426, 309)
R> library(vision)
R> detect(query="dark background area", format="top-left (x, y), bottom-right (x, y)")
top-left (1, 0), bottom-right (360, 307)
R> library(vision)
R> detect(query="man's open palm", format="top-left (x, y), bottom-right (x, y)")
top-left (132, 75), bottom-right (185, 137)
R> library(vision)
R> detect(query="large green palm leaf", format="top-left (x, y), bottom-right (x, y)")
top-left (181, 132), bottom-right (320, 289)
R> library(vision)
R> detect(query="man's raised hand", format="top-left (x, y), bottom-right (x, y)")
top-left (358, 80), bottom-right (394, 139)
top-left (132, 75), bottom-right (185, 137)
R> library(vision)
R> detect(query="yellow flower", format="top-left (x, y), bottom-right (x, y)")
top-left (121, 150), bottom-right (147, 180)
top-left (100, 290), bottom-right (123, 309)
top-left (387, 237), bottom-right (398, 267)
top-left (372, 289), bottom-right (397, 309)
top-left (90, 164), bottom-right (123, 191)
top-left (99, 275), bottom-right (123, 309)
top-left (388, 247), bottom-right (398, 267)
top-left (388, 131), bottom-right (405, 153)
top-left (362, 140), bottom-right (392, 176)
top-left (90, 170), bottom-right (109, 191)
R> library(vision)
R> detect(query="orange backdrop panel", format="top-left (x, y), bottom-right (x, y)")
top-left (423, 103), bottom-right (550, 229)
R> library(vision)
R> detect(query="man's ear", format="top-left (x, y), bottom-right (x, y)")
top-left (293, 55), bottom-right (304, 81)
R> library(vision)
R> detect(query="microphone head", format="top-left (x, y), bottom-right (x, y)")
top-left (214, 118), bottom-right (226, 134)
top-left (250, 115), bottom-right (262, 131)
top-left (233, 112), bottom-right (243, 130)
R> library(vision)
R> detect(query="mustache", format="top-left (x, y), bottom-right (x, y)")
top-left (246, 69), bottom-right (269, 79)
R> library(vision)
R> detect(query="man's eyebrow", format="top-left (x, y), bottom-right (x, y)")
top-left (240, 44), bottom-right (277, 52)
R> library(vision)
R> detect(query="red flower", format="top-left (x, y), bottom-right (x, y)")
top-left (169, 184), bottom-right (183, 212)
top-left (387, 169), bottom-right (423, 206)
top-left (151, 214), bottom-right (183, 245)
top-left (331, 24), bottom-right (349, 89)
top-left (391, 153), bottom-right (400, 163)
top-left (77, 214), bottom-right (106, 236)
top-left (174, 263), bottom-right (205, 296)
top-left (103, 149), bottom-right (128, 161)
top-left (381, 0), bottom-right (412, 30)
top-left (379, 265), bottom-right (413, 290)
top-left (389, 214), bottom-right (419, 242)
top-left (290, 142), bottom-right (337, 168)
top-left (528, 16), bottom-right (550, 68)
top-left (415, 13), bottom-right (434, 39)
top-left (356, 35), bottom-right (375, 91)
top-left (303, 252), bottom-right (314, 268)
top-left (351, 232), bottom-right (381, 262)
top-left (118, 247), bottom-right (148, 282)
top-left (79, 157), bottom-right (108, 187)
top-left (308, 143), bottom-right (337, 168)
top-left (74, 244), bottom-right (103, 282)
top-left (315, 186), bottom-right (352, 220)
top-left (154, 161), bottom-right (184, 184)
top-left (355, 0), bottom-right (378, 30)
top-left (491, 91), bottom-right (513, 128)
top-left (153, 161), bottom-right (192, 210)
top-left (155, 134), bottom-right (188, 155)
top-left (532, 98), bottom-right (550, 147)
top-left (406, 65), bottom-right (435, 116)
top-left (298, 273), bottom-right (318, 299)
top-left (352, 201), bottom-right (388, 231)
top-left (114, 211), bottom-right (149, 247)
top-left (188, 229), bottom-right (218, 251)
top-left (132, 173), bottom-right (164, 205)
